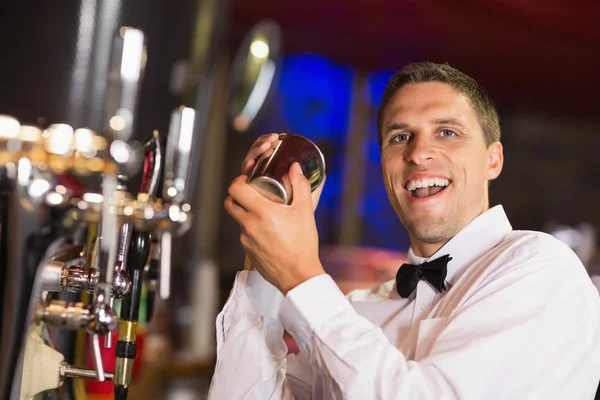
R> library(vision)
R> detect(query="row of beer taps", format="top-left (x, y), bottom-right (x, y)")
top-left (0, 26), bottom-right (197, 400)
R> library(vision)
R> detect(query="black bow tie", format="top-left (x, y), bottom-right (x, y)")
top-left (396, 254), bottom-right (452, 298)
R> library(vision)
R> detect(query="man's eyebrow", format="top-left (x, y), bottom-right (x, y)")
top-left (431, 118), bottom-right (467, 129)
top-left (384, 122), bottom-right (409, 134)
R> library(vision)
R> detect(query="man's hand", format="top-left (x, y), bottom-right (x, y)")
top-left (225, 162), bottom-right (326, 294)
top-left (238, 133), bottom-right (326, 273)
top-left (241, 133), bottom-right (280, 176)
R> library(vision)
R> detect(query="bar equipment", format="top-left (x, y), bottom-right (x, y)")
top-left (0, 26), bottom-right (194, 400)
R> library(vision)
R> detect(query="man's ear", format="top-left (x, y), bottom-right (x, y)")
top-left (485, 141), bottom-right (503, 180)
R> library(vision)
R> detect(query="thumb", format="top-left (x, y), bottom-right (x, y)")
top-left (289, 162), bottom-right (311, 206)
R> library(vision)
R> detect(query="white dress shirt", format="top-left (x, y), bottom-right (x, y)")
top-left (208, 205), bottom-right (600, 399)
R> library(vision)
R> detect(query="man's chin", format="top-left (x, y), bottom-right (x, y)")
top-left (403, 216), bottom-right (450, 242)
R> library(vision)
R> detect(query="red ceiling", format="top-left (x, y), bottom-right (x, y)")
top-left (228, 0), bottom-right (600, 118)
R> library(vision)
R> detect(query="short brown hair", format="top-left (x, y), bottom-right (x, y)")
top-left (377, 62), bottom-right (500, 148)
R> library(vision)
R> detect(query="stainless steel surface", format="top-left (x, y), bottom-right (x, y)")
top-left (116, 222), bottom-right (133, 267)
top-left (37, 301), bottom-right (92, 331)
top-left (87, 295), bottom-right (119, 335)
top-left (163, 107), bottom-right (196, 206)
top-left (105, 297), bottom-right (114, 349)
top-left (40, 261), bottom-right (67, 293)
top-left (97, 179), bottom-right (119, 298)
top-left (91, 334), bottom-right (105, 381)
top-left (60, 362), bottom-right (114, 381)
top-left (159, 231), bottom-right (172, 300)
top-left (67, 0), bottom-right (124, 132)
top-left (104, 27), bottom-right (146, 143)
top-left (36, 298), bottom-right (118, 335)
top-left (65, 265), bottom-right (89, 293)
top-left (112, 221), bottom-right (133, 299)
top-left (103, 27), bottom-right (147, 177)
top-left (112, 269), bottom-right (132, 298)
top-left (249, 134), bottom-right (326, 204)
top-left (39, 259), bottom-right (131, 299)
top-left (88, 267), bottom-right (100, 294)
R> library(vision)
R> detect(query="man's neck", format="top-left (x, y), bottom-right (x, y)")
top-left (409, 204), bottom-right (491, 258)
top-left (410, 240), bottom-right (448, 259)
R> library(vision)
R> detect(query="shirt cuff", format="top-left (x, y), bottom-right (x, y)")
top-left (279, 274), bottom-right (355, 351)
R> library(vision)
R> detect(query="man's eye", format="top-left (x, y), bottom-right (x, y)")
top-left (440, 129), bottom-right (456, 137)
top-left (391, 133), bottom-right (410, 143)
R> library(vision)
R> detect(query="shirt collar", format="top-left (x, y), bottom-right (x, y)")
top-left (406, 205), bottom-right (513, 287)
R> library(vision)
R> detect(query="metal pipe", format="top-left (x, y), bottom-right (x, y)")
top-left (60, 362), bottom-right (114, 381)
top-left (39, 261), bottom-right (67, 292)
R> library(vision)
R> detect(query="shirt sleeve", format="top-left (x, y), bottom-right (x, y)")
top-left (279, 249), bottom-right (600, 399)
top-left (207, 271), bottom-right (314, 400)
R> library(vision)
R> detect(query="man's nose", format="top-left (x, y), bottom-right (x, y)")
top-left (404, 135), bottom-right (435, 165)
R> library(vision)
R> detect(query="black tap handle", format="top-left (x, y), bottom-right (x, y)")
top-left (120, 231), bottom-right (150, 322)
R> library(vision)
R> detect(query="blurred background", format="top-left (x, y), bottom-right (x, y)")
top-left (1, 0), bottom-right (599, 398)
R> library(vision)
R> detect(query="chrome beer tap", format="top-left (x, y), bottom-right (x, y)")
top-left (156, 106), bottom-right (197, 301)
top-left (113, 131), bottom-right (163, 399)
top-left (90, 26), bottom-right (147, 382)
top-left (0, 18), bottom-right (196, 399)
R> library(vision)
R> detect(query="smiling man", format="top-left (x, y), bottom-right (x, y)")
top-left (209, 62), bottom-right (600, 399)
top-left (380, 76), bottom-right (503, 259)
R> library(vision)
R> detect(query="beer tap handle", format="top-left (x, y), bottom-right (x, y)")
top-left (162, 107), bottom-right (195, 205)
top-left (93, 27), bottom-right (146, 355)
top-left (114, 229), bottom-right (151, 399)
top-left (105, 27), bottom-right (146, 145)
top-left (155, 107), bottom-right (195, 301)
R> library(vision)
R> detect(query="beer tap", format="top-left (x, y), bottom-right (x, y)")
top-left (0, 20), bottom-right (195, 399)
top-left (113, 131), bottom-right (162, 399)
top-left (89, 26), bottom-right (146, 383)
top-left (156, 106), bottom-right (196, 300)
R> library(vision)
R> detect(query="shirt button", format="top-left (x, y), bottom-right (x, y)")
top-left (237, 290), bottom-right (244, 297)
top-left (419, 303), bottom-right (426, 312)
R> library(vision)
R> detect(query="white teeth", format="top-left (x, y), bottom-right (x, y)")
top-left (406, 178), bottom-right (450, 191)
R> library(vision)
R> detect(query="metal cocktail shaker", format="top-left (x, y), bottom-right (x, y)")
top-left (248, 133), bottom-right (326, 204)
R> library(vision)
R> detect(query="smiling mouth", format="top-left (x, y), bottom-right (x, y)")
top-left (404, 178), bottom-right (451, 199)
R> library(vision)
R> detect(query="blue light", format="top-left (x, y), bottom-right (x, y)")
top-left (271, 53), bottom-right (354, 243)
top-left (256, 56), bottom-right (409, 252)
top-left (278, 54), bottom-right (353, 142)
top-left (361, 70), bottom-right (411, 252)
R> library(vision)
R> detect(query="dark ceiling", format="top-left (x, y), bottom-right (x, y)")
top-left (228, 0), bottom-right (600, 119)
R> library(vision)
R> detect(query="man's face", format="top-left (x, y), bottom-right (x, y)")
top-left (380, 82), bottom-right (503, 257)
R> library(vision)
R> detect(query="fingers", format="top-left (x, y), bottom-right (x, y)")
top-left (289, 162), bottom-right (312, 207)
top-left (224, 195), bottom-right (246, 222)
top-left (241, 133), bottom-right (280, 175)
top-left (227, 174), bottom-right (265, 212)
